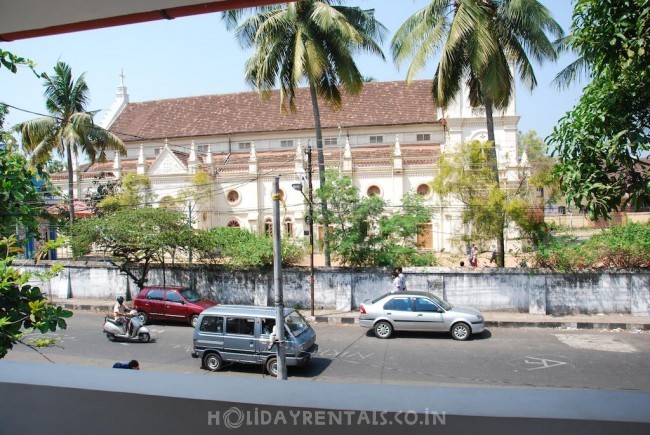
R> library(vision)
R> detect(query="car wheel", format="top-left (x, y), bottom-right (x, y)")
top-left (138, 332), bottom-right (151, 343)
top-left (137, 311), bottom-right (148, 325)
top-left (266, 357), bottom-right (278, 377)
top-left (373, 321), bottom-right (393, 339)
top-left (451, 322), bottom-right (471, 341)
top-left (190, 315), bottom-right (199, 328)
top-left (203, 353), bottom-right (223, 372)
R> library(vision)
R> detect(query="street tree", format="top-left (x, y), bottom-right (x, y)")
top-left (316, 170), bottom-right (435, 267)
top-left (431, 140), bottom-right (549, 264)
top-left (0, 236), bottom-right (73, 359)
top-left (70, 207), bottom-right (193, 290)
top-left (0, 147), bottom-right (51, 242)
top-left (548, 0), bottom-right (650, 219)
top-left (391, 0), bottom-right (562, 266)
top-left (224, 0), bottom-right (387, 267)
top-left (97, 172), bottom-right (155, 214)
top-left (14, 62), bottom-right (125, 224)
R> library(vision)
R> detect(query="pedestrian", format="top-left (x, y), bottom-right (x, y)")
top-left (490, 245), bottom-right (497, 265)
top-left (113, 360), bottom-right (140, 370)
top-left (395, 266), bottom-right (407, 291)
top-left (391, 271), bottom-right (402, 292)
top-left (470, 244), bottom-right (478, 267)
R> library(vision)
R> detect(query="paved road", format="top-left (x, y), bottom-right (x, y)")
top-left (5, 311), bottom-right (650, 391)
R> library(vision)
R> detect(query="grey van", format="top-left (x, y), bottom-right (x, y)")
top-left (191, 305), bottom-right (318, 376)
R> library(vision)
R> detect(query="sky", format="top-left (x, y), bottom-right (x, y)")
top-left (1, 0), bottom-right (581, 142)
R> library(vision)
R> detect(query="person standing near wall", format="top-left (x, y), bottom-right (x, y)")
top-left (396, 267), bottom-right (407, 291)
top-left (391, 271), bottom-right (402, 292)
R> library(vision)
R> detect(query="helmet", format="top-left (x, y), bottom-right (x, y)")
top-left (116, 296), bottom-right (124, 304)
top-left (129, 310), bottom-right (138, 317)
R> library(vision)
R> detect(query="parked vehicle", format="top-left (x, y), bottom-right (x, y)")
top-left (133, 286), bottom-right (218, 327)
top-left (103, 310), bottom-right (151, 343)
top-left (359, 291), bottom-right (485, 340)
top-left (191, 305), bottom-right (318, 377)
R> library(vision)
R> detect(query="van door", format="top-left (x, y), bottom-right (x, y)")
top-left (223, 316), bottom-right (257, 363)
top-left (255, 317), bottom-right (276, 362)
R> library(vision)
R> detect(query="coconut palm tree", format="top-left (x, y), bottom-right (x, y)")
top-left (391, 0), bottom-right (562, 266)
top-left (14, 61), bottom-right (125, 224)
top-left (223, 0), bottom-right (387, 267)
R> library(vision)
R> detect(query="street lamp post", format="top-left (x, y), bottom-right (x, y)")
top-left (292, 142), bottom-right (315, 316)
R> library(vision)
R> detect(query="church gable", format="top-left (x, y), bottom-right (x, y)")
top-left (148, 148), bottom-right (187, 175)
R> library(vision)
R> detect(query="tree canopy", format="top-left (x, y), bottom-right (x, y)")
top-left (225, 0), bottom-right (387, 266)
top-left (315, 170), bottom-right (436, 267)
top-left (0, 147), bottom-right (51, 242)
top-left (14, 62), bottom-right (125, 223)
top-left (548, 0), bottom-right (650, 219)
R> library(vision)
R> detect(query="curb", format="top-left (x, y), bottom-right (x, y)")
top-left (55, 303), bottom-right (650, 331)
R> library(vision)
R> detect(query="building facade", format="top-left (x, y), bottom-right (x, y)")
top-left (53, 76), bottom-right (524, 255)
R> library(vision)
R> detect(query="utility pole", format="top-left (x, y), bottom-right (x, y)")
top-left (188, 201), bottom-right (194, 291)
top-left (292, 142), bottom-right (315, 317)
top-left (272, 176), bottom-right (287, 380)
top-left (307, 143), bottom-right (315, 317)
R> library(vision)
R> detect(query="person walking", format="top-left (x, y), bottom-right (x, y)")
top-left (490, 245), bottom-right (498, 265)
top-left (396, 267), bottom-right (407, 291)
top-left (391, 271), bottom-right (402, 292)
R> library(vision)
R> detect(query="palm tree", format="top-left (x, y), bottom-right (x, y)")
top-left (391, 0), bottom-right (562, 266)
top-left (224, 0), bottom-right (387, 267)
top-left (14, 61), bottom-right (125, 224)
top-left (551, 34), bottom-right (590, 89)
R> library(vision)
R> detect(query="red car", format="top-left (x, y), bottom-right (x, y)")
top-left (133, 286), bottom-right (218, 327)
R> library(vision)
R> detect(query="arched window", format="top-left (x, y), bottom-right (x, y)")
top-left (284, 218), bottom-right (293, 236)
top-left (227, 220), bottom-right (240, 228)
top-left (264, 217), bottom-right (273, 236)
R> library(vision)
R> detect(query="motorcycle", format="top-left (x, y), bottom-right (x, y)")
top-left (103, 310), bottom-right (151, 343)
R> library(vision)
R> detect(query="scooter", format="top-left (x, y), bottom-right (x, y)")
top-left (103, 310), bottom-right (151, 343)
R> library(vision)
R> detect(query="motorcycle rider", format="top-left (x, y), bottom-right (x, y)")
top-left (113, 296), bottom-right (133, 335)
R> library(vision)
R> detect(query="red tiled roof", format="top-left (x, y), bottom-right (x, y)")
top-left (109, 80), bottom-right (439, 142)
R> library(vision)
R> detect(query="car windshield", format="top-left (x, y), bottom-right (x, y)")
top-left (284, 312), bottom-right (310, 337)
top-left (428, 293), bottom-right (452, 310)
top-left (180, 289), bottom-right (201, 302)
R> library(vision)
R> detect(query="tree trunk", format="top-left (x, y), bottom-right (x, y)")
top-left (65, 140), bottom-right (76, 224)
top-left (484, 99), bottom-right (505, 267)
top-left (309, 82), bottom-right (331, 267)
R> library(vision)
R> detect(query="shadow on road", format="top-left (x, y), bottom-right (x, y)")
top-left (364, 328), bottom-right (492, 341)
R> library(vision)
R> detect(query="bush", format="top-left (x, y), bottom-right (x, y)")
top-left (535, 222), bottom-right (650, 270)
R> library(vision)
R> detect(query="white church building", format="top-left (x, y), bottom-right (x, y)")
top-left (52, 75), bottom-right (525, 255)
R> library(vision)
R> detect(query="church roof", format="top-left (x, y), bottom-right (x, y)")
top-left (108, 80), bottom-right (440, 142)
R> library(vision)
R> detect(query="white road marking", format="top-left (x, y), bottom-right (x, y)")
top-left (524, 356), bottom-right (567, 370)
top-left (554, 334), bottom-right (636, 353)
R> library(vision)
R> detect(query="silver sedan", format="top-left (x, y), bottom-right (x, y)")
top-left (359, 291), bottom-right (485, 340)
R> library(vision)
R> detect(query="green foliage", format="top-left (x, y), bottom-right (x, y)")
top-left (13, 61), bottom-right (125, 223)
top-left (0, 49), bottom-right (43, 77)
top-left (98, 172), bottom-right (155, 213)
top-left (549, 0), bottom-right (650, 219)
top-left (70, 207), bottom-right (192, 289)
top-left (316, 170), bottom-right (436, 267)
top-left (194, 227), bottom-right (304, 268)
top-left (0, 147), bottom-right (52, 241)
top-left (0, 237), bottom-right (72, 359)
top-left (432, 140), bottom-right (550, 257)
top-left (535, 222), bottom-right (650, 270)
